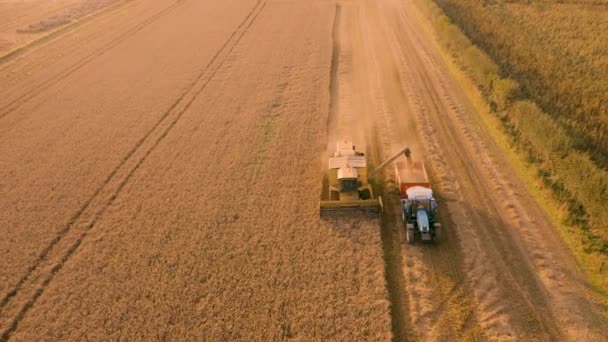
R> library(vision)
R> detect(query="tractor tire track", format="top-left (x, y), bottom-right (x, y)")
top-left (394, 36), bottom-right (507, 339)
top-left (400, 13), bottom-right (592, 318)
top-left (0, 0), bottom-right (138, 69)
top-left (326, 4), bottom-right (410, 340)
top-left (326, 3), bottom-right (341, 146)
top-left (0, 2), bottom-right (57, 31)
top-left (0, 1), bottom-right (266, 339)
top-left (0, 0), bottom-right (225, 309)
top-left (361, 23), bottom-right (414, 342)
top-left (0, 0), bottom-right (182, 121)
top-left (374, 92), bottom-right (416, 341)
top-left (393, 25), bottom-right (557, 339)
top-left (0, 0), bottom-right (139, 68)
top-left (359, 2), bottom-right (485, 339)
top-left (381, 0), bottom-right (602, 339)
top-left (409, 44), bottom-right (559, 340)
top-left (407, 2), bottom-right (608, 337)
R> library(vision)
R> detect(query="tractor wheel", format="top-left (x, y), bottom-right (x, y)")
top-left (406, 224), bottom-right (415, 245)
top-left (434, 223), bottom-right (442, 242)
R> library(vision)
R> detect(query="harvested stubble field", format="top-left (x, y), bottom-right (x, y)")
top-left (1, 0), bottom-right (607, 340)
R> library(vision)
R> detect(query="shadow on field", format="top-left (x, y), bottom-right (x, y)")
top-left (408, 190), bottom-right (604, 340)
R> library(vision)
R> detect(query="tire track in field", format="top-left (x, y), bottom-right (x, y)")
top-left (0, 2), bottom-right (49, 30)
top-left (326, 4), bottom-right (411, 339)
top-left (0, 0), bottom-right (182, 121)
top-left (0, 0), bottom-right (140, 102)
top-left (0, 3), bottom-right (74, 31)
top-left (0, 0), bottom-right (137, 69)
top-left (0, 0), bottom-right (187, 309)
top-left (395, 52), bottom-right (487, 341)
top-left (410, 48), bottom-right (558, 340)
top-left (386, 4), bottom-right (563, 339)
top-left (396, 46), bottom-right (514, 339)
top-left (399, 9), bottom-right (605, 336)
top-left (403, 16), bottom-right (574, 303)
top-left (0, 2), bottom-right (266, 339)
top-left (381, 4), bottom-right (608, 338)
top-left (363, 32), bottom-right (414, 342)
top-left (339, 3), bottom-right (413, 340)
top-left (393, 29), bottom-right (528, 339)
top-left (325, 3), bottom-right (341, 145)
top-left (370, 134), bottom-right (414, 341)
top-left (359, 2), bottom-right (485, 339)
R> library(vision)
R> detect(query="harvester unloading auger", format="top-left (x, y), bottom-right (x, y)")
top-left (319, 139), bottom-right (411, 214)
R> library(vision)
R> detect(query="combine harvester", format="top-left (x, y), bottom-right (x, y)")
top-left (320, 140), bottom-right (441, 244)
top-left (395, 160), bottom-right (441, 244)
top-left (320, 139), bottom-right (411, 214)
top-left (320, 139), bottom-right (441, 244)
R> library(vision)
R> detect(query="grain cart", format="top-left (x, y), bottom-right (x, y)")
top-left (395, 160), bottom-right (441, 243)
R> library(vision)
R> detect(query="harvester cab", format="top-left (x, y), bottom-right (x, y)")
top-left (320, 140), bottom-right (381, 213)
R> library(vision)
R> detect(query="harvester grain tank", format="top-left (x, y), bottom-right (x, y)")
top-left (395, 160), bottom-right (441, 243)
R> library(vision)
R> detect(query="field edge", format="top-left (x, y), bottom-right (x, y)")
top-left (412, 0), bottom-right (608, 311)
